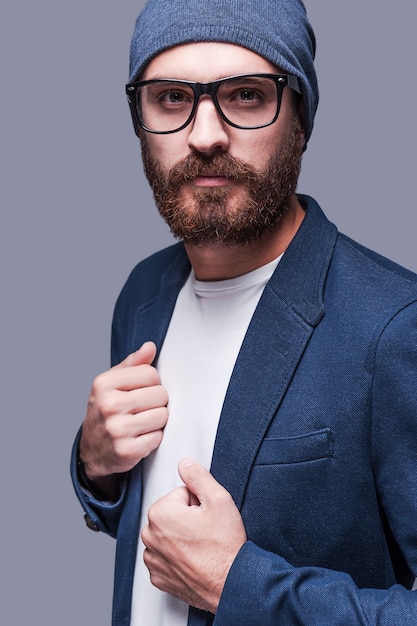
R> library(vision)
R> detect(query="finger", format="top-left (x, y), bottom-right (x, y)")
top-left (107, 365), bottom-right (161, 392)
top-left (114, 341), bottom-right (157, 369)
top-left (167, 485), bottom-right (197, 507)
top-left (95, 344), bottom-right (162, 392)
top-left (131, 429), bottom-right (165, 460)
top-left (103, 428), bottom-right (165, 474)
top-left (101, 385), bottom-right (168, 416)
top-left (129, 406), bottom-right (169, 437)
top-left (178, 458), bottom-right (223, 507)
top-left (112, 342), bottom-right (159, 391)
top-left (146, 486), bottom-right (192, 528)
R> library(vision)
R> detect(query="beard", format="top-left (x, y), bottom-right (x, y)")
top-left (140, 116), bottom-right (303, 246)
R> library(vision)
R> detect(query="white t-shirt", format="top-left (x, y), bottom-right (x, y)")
top-left (130, 255), bottom-right (282, 626)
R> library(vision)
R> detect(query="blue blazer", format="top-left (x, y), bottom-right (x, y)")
top-left (71, 196), bottom-right (417, 625)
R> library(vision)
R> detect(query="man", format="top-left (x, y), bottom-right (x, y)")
top-left (71, 0), bottom-right (417, 624)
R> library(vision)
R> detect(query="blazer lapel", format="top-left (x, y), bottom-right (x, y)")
top-left (210, 196), bottom-right (338, 508)
top-left (130, 246), bottom-right (191, 355)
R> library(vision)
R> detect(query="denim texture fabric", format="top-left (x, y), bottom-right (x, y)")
top-left (71, 196), bottom-right (417, 625)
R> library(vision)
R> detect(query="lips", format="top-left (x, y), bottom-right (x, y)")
top-left (192, 174), bottom-right (232, 187)
top-left (167, 153), bottom-right (254, 190)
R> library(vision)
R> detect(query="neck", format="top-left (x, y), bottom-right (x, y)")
top-left (184, 195), bottom-right (305, 281)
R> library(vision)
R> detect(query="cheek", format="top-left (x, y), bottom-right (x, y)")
top-left (144, 125), bottom-right (287, 173)
top-left (228, 133), bottom-right (278, 171)
top-left (145, 134), bottom-right (190, 171)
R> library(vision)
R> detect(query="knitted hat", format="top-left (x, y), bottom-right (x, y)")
top-left (129, 0), bottom-right (318, 142)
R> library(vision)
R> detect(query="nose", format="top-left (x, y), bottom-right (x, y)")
top-left (187, 96), bottom-right (230, 156)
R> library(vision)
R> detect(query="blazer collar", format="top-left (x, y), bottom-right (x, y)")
top-left (132, 195), bottom-right (335, 348)
top-left (269, 194), bottom-right (337, 325)
top-left (130, 244), bottom-right (191, 356)
top-left (210, 195), bottom-right (338, 506)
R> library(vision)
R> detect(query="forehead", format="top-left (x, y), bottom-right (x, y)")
top-left (142, 42), bottom-right (280, 82)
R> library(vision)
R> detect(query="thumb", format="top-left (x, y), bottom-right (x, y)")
top-left (178, 458), bottom-right (221, 506)
top-left (115, 341), bottom-right (157, 369)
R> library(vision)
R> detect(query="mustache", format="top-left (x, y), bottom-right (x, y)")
top-left (166, 153), bottom-right (259, 189)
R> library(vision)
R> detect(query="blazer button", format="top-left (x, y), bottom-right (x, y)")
top-left (84, 513), bottom-right (100, 532)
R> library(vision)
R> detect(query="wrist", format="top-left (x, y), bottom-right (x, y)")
top-left (77, 456), bottom-right (123, 502)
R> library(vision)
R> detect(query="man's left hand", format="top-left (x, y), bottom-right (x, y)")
top-left (141, 458), bottom-right (247, 613)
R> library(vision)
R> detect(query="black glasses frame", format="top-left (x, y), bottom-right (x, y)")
top-left (125, 73), bottom-right (301, 136)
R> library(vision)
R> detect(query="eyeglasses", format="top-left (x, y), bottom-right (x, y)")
top-left (125, 73), bottom-right (301, 135)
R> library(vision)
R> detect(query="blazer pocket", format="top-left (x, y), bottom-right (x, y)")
top-left (254, 428), bottom-right (334, 465)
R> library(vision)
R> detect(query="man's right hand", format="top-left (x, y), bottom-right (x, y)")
top-left (79, 341), bottom-right (168, 493)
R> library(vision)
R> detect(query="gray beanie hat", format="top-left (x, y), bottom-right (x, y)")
top-left (129, 0), bottom-right (318, 143)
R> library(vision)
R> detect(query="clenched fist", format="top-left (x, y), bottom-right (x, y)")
top-left (79, 342), bottom-right (168, 496)
top-left (142, 459), bottom-right (247, 613)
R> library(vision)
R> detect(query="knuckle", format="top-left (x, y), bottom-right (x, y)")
top-left (104, 417), bottom-right (124, 440)
top-left (99, 394), bottom-right (120, 418)
top-left (149, 572), bottom-right (163, 589)
top-left (147, 502), bottom-right (158, 525)
top-left (155, 406), bottom-right (169, 426)
top-left (141, 364), bottom-right (161, 386)
top-left (112, 437), bottom-right (131, 459)
top-left (218, 487), bottom-right (233, 504)
top-left (158, 386), bottom-right (169, 406)
top-left (90, 375), bottom-right (102, 393)
top-left (141, 524), bottom-right (149, 544)
top-left (91, 370), bottom-right (110, 394)
top-left (141, 430), bottom-right (164, 458)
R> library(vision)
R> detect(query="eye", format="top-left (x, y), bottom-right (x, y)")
top-left (237, 88), bottom-right (261, 102)
top-left (159, 90), bottom-right (190, 104)
top-left (219, 79), bottom-right (270, 108)
top-left (142, 82), bottom-right (194, 111)
top-left (155, 86), bottom-right (194, 109)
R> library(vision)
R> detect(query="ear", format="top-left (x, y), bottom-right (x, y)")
top-left (297, 98), bottom-right (307, 152)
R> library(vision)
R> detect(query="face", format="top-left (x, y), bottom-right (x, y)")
top-left (139, 42), bottom-right (305, 245)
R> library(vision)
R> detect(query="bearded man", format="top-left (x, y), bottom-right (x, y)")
top-left (71, 1), bottom-right (417, 624)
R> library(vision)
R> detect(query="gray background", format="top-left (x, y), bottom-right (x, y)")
top-left (1, 1), bottom-right (416, 624)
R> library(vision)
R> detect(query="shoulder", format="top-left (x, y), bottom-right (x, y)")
top-left (116, 242), bottom-right (190, 308)
top-left (300, 194), bottom-right (417, 299)
top-left (333, 232), bottom-right (417, 308)
top-left (277, 196), bottom-right (417, 327)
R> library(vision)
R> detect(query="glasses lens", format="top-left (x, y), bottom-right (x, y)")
top-left (137, 81), bottom-right (195, 133)
top-left (217, 76), bottom-right (279, 129)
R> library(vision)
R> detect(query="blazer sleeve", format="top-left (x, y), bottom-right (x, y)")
top-left (70, 427), bottom-right (128, 538)
top-left (371, 300), bottom-right (417, 578)
top-left (215, 542), bottom-right (417, 625)
top-left (216, 301), bottom-right (417, 625)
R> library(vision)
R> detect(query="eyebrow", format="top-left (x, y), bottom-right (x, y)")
top-left (139, 73), bottom-right (282, 83)
top-left (143, 74), bottom-right (233, 81)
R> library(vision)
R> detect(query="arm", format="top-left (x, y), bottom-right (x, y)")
top-left (70, 427), bottom-right (129, 537)
top-left (216, 542), bottom-right (417, 626)
top-left (371, 301), bottom-right (417, 581)
top-left (71, 341), bottom-right (169, 536)
top-left (142, 460), bottom-right (417, 625)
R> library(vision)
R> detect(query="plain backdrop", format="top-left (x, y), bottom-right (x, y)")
top-left (1, 2), bottom-right (416, 624)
